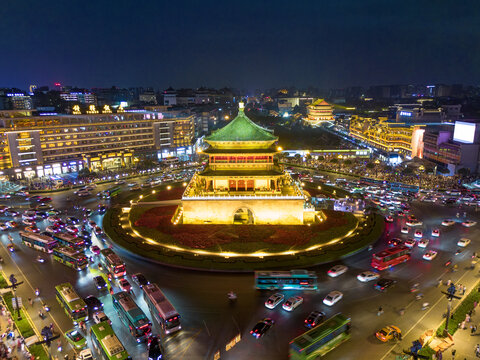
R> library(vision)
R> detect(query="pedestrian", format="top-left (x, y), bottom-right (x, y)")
top-left (447, 279), bottom-right (452, 286)
top-left (438, 279), bottom-right (443, 287)
top-left (475, 344), bottom-right (480, 357)
top-left (474, 301), bottom-right (478, 309)
top-left (28, 298), bottom-right (32, 306)
top-left (399, 308), bottom-right (405, 316)
top-left (466, 314), bottom-right (471, 323)
top-left (464, 285), bottom-right (467, 295)
top-left (377, 306), bottom-right (383, 316)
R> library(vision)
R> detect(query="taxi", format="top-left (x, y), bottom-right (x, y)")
top-left (375, 325), bottom-right (401, 342)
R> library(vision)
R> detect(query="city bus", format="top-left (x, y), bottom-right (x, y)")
top-left (90, 321), bottom-right (132, 360)
top-left (371, 245), bottom-right (411, 271)
top-left (52, 232), bottom-right (85, 251)
top-left (19, 231), bottom-right (57, 253)
top-left (52, 246), bottom-right (88, 271)
top-left (254, 270), bottom-right (318, 290)
top-left (98, 186), bottom-right (122, 199)
top-left (55, 283), bottom-right (87, 324)
top-left (112, 291), bottom-right (151, 343)
top-left (143, 283), bottom-right (181, 334)
top-left (289, 313), bottom-right (351, 359)
top-left (99, 248), bottom-right (126, 278)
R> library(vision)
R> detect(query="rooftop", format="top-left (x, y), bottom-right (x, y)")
top-left (205, 105), bottom-right (277, 144)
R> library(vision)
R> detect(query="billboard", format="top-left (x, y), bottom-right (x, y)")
top-left (453, 121), bottom-right (476, 144)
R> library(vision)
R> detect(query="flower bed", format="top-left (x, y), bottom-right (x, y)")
top-left (132, 205), bottom-right (356, 253)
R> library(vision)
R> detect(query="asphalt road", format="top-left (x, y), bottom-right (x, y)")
top-left (0, 178), bottom-right (479, 360)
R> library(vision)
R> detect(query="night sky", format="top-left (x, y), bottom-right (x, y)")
top-left (2, 1), bottom-right (479, 90)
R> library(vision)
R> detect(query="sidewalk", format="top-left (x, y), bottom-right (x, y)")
top-left (449, 295), bottom-right (480, 359)
top-left (0, 303), bottom-right (32, 359)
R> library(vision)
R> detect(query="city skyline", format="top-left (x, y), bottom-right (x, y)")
top-left (2, 1), bottom-right (479, 90)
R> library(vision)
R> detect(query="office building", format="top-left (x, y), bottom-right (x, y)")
top-left (0, 110), bottom-right (194, 179)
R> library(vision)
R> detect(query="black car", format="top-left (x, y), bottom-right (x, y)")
top-left (98, 205), bottom-right (107, 215)
top-left (78, 230), bottom-right (92, 246)
top-left (387, 238), bottom-right (403, 247)
top-left (36, 211), bottom-right (48, 219)
top-left (147, 335), bottom-right (163, 360)
top-left (66, 217), bottom-right (80, 225)
top-left (29, 195), bottom-right (42, 202)
top-left (93, 276), bottom-right (107, 290)
top-left (304, 311), bottom-right (326, 329)
top-left (374, 278), bottom-right (396, 292)
top-left (132, 273), bottom-right (150, 288)
top-left (84, 295), bottom-right (103, 312)
top-left (250, 318), bottom-right (274, 339)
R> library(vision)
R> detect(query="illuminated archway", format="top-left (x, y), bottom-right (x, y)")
top-left (233, 207), bottom-right (254, 225)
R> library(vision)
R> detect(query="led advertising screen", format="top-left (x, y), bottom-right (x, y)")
top-left (453, 121), bottom-right (476, 144)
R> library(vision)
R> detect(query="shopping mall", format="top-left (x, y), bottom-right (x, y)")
top-left (0, 109), bottom-right (194, 179)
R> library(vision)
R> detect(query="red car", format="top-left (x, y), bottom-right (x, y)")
top-left (91, 245), bottom-right (101, 255)
top-left (25, 226), bottom-right (40, 233)
top-left (118, 279), bottom-right (132, 293)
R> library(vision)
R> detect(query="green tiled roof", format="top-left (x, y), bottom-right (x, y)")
top-left (206, 109), bottom-right (278, 142)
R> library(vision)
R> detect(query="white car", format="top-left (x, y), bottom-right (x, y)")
top-left (406, 220), bottom-right (423, 227)
top-left (404, 238), bottom-right (416, 248)
top-left (418, 239), bottom-right (429, 248)
top-left (442, 219), bottom-right (455, 226)
top-left (423, 250), bottom-right (438, 261)
top-left (414, 229), bottom-right (423, 238)
top-left (462, 220), bottom-right (477, 228)
top-left (92, 311), bottom-right (111, 324)
top-left (327, 265), bottom-right (348, 277)
top-left (265, 293), bottom-right (284, 309)
top-left (282, 296), bottom-right (303, 311)
top-left (78, 349), bottom-right (93, 360)
top-left (457, 238), bottom-right (471, 247)
top-left (323, 291), bottom-right (343, 306)
top-left (431, 229), bottom-right (440, 237)
top-left (401, 227), bottom-right (409, 234)
top-left (76, 190), bottom-right (90, 197)
top-left (357, 271), bottom-right (380, 282)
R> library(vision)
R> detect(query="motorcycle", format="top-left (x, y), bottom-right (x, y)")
top-left (35, 288), bottom-right (40, 296)
top-left (36, 256), bottom-right (45, 263)
top-left (227, 291), bottom-right (237, 301)
top-left (455, 249), bottom-right (462, 255)
top-left (410, 283), bottom-right (420, 293)
top-left (43, 304), bottom-right (50, 312)
top-left (38, 311), bottom-right (45, 319)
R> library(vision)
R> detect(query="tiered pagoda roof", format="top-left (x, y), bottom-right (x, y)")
top-left (205, 105), bottom-right (277, 149)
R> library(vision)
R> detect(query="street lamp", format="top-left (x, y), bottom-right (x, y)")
top-left (441, 284), bottom-right (462, 337)
top-left (6, 274), bottom-right (24, 320)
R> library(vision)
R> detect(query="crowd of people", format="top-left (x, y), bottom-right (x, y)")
top-left (0, 304), bottom-right (32, 360)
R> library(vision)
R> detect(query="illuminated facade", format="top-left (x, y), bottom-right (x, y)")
top-left (0, 111), bottom-right (194, 178)
top-left (180, 103), bottom-right (313, 225)
top-left (304, 99), bottom-right (334, 126)
top-left (349, 116), bottom-right (425, 158)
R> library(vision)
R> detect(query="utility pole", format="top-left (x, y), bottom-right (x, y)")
top-left (441, 284), bottom-right (462, 337)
